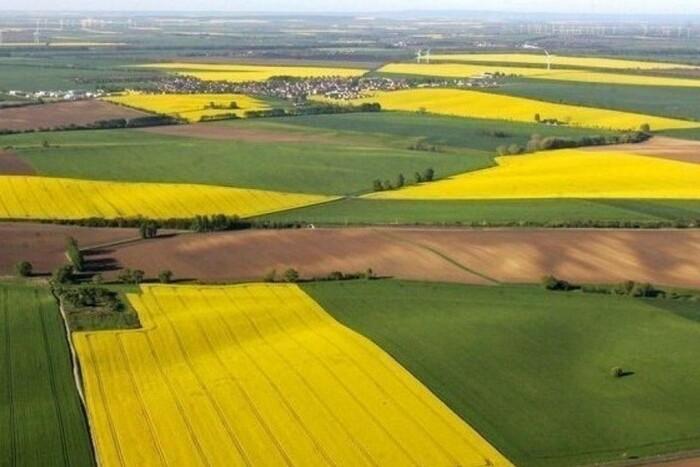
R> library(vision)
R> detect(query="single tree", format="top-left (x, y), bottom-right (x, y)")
top-left (158, 270), bottom-right (173, 284)
top-left (15, 261), bottom-right (33, 277)
top-left (283, 268), bottom-right (300, 283)
top-left (396, 173), bottom-right (405, 188)
top-left (423, 168), bottom-right (435, 182)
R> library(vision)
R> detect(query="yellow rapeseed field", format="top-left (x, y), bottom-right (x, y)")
top-left (429, 53), bottom-right (698, 70)
top-left (138, 62), bottom-right (367, 83)
top-left (0, 176), bottom-right (331, 219)
top-left (369, 149), bottom-right (700, 200)
top-left (343, 88), bottom-right (700, 131)
top-left (379, 62), bottom-right (700, 88)
top-left (104, 92), bottom-right (270, 122)
top-left (74, 284), bottom-right (512, 467)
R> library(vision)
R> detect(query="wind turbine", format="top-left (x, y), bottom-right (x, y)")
top-left (424, 49), bottom-right (431, 64)
top-left (415, 50), bottom-right (423, 63)
top-left (522, 43), bottom-right (552, 70)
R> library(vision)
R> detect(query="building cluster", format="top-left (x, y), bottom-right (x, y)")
top-left (5, 89), bottom-right (104, 101)
top-left (152, 74), bottom-right (498, 102)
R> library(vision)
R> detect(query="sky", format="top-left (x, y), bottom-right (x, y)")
top-left (10, 0), bottom-right (700, 14)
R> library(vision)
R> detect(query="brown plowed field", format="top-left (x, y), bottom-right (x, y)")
top-left (99, 227), bottom-right (700, 288)
top-left (0, 222), bottom-right (140, 275)
top-left (0, 150), bottom-right (34, 175)
top-left (139, 122), bottom-right (333, 143)
top-left (585, 136), bottom-right (700, 164)
top-left (0, 100), bottom-right (150, 131)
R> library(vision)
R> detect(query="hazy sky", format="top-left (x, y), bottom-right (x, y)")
top-left (10, 0), bottom-right (700, 14)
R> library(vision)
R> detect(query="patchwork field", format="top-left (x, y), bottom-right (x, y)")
top-left (379, 62), bottom-right (700, 88)
top-left (138, 62), bottom-right (367, 82)
top-left (0, 175), bottom-right (331, 220)
top-left (583, 136), bottom-right (700, 164)
top-left (260, 198), bottom-right (700, 226)
top-left (305, 280), bottom-right (700, 466)
top-left (345, 88), bottom-right (700, 131)
top-left (104, 92), bottom-right (270, 122)
top-left (370, 149), bottom-right (700, 200)
top-left (0, 222), bottom-right (141, 276)
top-left (0, 123), bottom-right (494, 195)
top-left (0, 282), bottom-right (95, 467)
top-left (429, 53), bottom-right (698, 70)
top-left (92, 227), bottom-right (700, 288)
top-left (74, 283), bottom-right (511, 466)
top-left (0, 100), bottom-right (151, 131)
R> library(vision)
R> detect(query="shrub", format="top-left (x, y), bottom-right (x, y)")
top-left (158, 270), bottom-right (173, 284)
top-left (611, 367), bottom-right (624, 378)
top-left (541, 275), bottom-right (575, 291)
top-left (263, 269), bottom-right (277, 283)
top-left (423, 168), bottom-right (435, 182)
top-left (52, 265), bottom-right (75, 285)
top-left (91, 273), bottom-right (104, 285)
top-left (372, 179), bottom-right (384, 191)
top-left (283, 268), bottom-right (300, 283)
top-left (139, 221), bottom-right (159, 239)
top-left (15, 261), bottom-right (33, 277)
top-left (118, 268), bottom-right (145, 285)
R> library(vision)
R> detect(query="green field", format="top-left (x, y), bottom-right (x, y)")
top-left (2, 121), bottom-right (496, 195)
top-left (0, 282), bottom-right (95, 467)
top-left (304, 280), bottom-right (700, 466)
top-left (486, 77), bottom-right (700, 121)
top-left (269, 111), bottom-right (616, 151)
top-left (259, 197), bottom-right (700, 225)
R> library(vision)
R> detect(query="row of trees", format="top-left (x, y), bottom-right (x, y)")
top-left (244, 102), bottom-right (381, 119)
top-left (373, 168), bottom-right (434, 192)
top-left (497, 130), bottom-right (652, 156)
top-left (542, 275), bottom-right (666, 298)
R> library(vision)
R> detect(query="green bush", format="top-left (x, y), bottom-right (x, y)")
top-left (284, 268), bottom-right (300, 283)
top-left (15, 261), bottom-right (33, 277)
top-left (158, 270), bottom-right (173, 284)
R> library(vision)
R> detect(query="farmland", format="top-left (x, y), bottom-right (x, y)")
top-left (82, 227), bottom-right (700, 289)
top-left (378, 62), bottom-right (700, 88)
top-left (428, 53), bottom-right (698, 70)
top-left (345, 88), bottom-right (700, 131)
top-left (104, 92), bottom-right (270, 122)
top-left (0, 122), bottom-right (495, 195)
top-left (371, 149), bottom-right (700, 200)
top-left (74, 283), bottom-right (511, 466)
top-left (0, 100), bottom-right (152, 132)
top-left (138, 62), bottom-right (368, 82)
top-left (260, 197), bottom-right (700, 225)
top-left (0, 175), bottom-right (331, 220)
top-left (0, 282), bottom-right (95, 467)
top-left (305, 280), bottom-right (700, 466)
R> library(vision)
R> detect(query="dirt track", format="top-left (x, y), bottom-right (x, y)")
top-left (139, 122), bottom-right (334, 143)
top-left (586, 136), bottom-right (700, 164)
top-left (0, 100), bottom-right (150, 131)
top-left (0, 150), bottom-right (34, 175)
top-left (98, 227), bottom-right (700, 288)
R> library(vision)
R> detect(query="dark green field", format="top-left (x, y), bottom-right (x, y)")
top-left (0, 282), bottom-right (95, 467)
top-left (487, 77), bottom-right (700, 121)
top-left (304, 280), bottom-right (700, 466)
top-left (259, 197), bottom-right (700, 225)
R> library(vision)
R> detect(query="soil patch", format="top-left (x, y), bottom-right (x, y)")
top-left (0, 150), bottom-right (34, 175)
top-left (585, 136), bottom-right (700, 164)
top-left (0, 100), bottom-right (150, 132)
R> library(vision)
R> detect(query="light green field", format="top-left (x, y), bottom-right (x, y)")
top-left (0, 282), bottom-right (95, 467)
top-left (304, 280), bottom-right (700, 466)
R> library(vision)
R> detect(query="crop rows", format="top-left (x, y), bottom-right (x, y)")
top-left (380, 62), bottom-right (700, 88)
top-left (347, 88), bottom-right (700, 131)
top-left (0, 283), bottom-right (94, 467)
top-left (74, 284), bottom-right (511, 466)
top-left (0, 176), bottom-right (332, 220)
top-left (370, 149), bottom-right (700, 200)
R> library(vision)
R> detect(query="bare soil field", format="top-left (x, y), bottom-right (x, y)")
top-left (0, 222), bottom-right (140, 275)
top-left (586, 136), bottom-right (700, 164)
top-left (0, 149), bottom-right (34, 174)
top-left (0, 100), bottom-right (150, 131)
top-left (139, 122), bottom-right (334, 143)
top-left (100, 227), bottom-right (700, 288)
